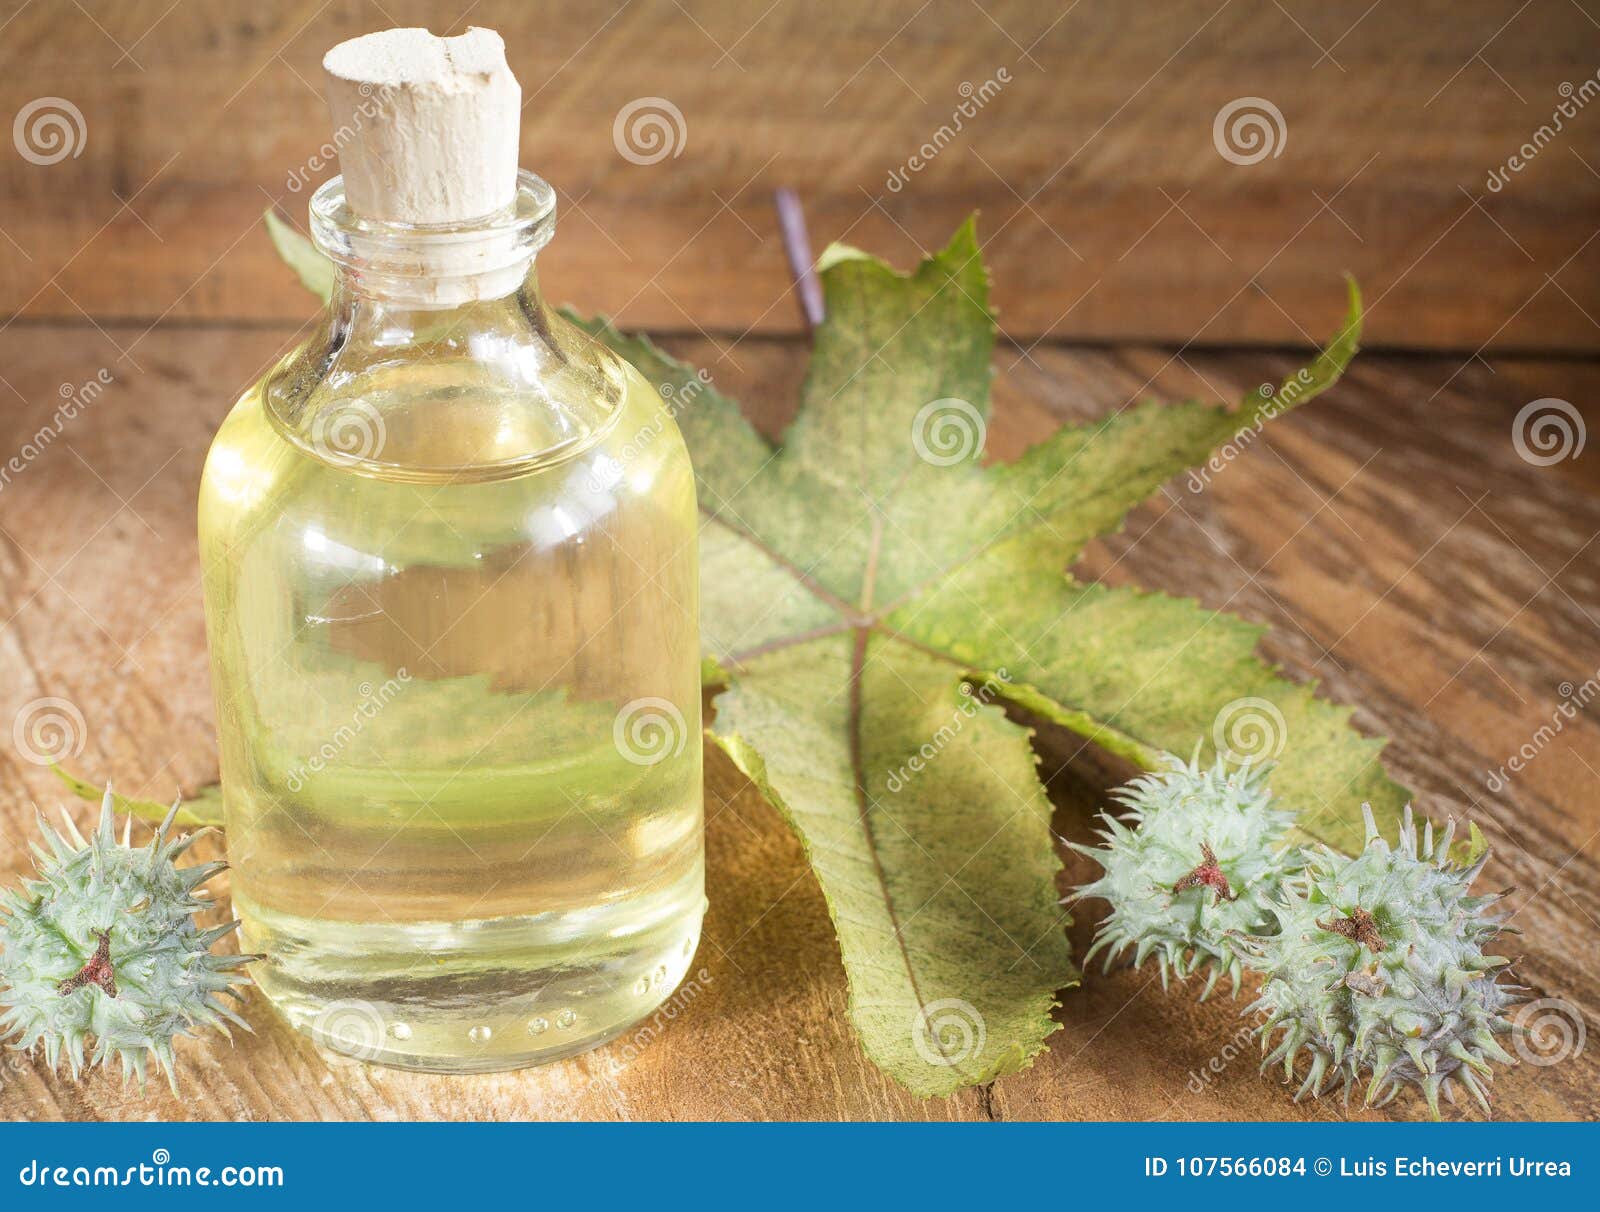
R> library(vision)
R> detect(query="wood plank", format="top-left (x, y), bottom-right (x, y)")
top-left (0, 0), bottom-right (1597, 350)
top-left (0, 322), bottom-right (1595, 1120)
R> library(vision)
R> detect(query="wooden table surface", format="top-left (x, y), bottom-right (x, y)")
top-left (0, 320), bottom-right (1596, 1121)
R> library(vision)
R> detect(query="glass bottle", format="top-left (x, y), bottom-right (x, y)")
top-left (197, 169), bottom-right (704, 1072)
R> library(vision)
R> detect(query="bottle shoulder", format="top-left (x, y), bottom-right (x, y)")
top-left (250, 297), bottom-right (674, 484)
top-left (199, 333), bottom-right (694, 554)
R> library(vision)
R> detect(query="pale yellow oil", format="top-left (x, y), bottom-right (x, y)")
top-left (198, 336), bottom-right (703, 1072)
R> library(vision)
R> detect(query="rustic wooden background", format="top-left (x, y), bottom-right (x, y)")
top-left (0, 0), bottom-right (1597, 1121)
top-left (0, 0), bottom-right (1598, 349)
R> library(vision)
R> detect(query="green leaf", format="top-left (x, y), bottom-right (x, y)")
top-left (52, 765), bottom-right (225, 830)
top-left (264, 208), bottom-right (334, 302)
top-left (1450, 821), bottom-right (1490, 868)
top-left (267, 214), bottom-right (1406, 1095)
top-left (578, 224), bottom-right (1403, 1094)
top-left (714, 641), bottom-right (1068, 1095)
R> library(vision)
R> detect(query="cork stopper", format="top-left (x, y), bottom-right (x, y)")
top-left (322, 27), bottom-right (521, 225)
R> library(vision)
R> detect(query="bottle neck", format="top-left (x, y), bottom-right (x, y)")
top-left (269, 168), bottom-right (621, 478)
top-left (310, 170), bottom-right (556, 310)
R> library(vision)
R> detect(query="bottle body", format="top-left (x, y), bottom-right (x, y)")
top-left (198, 181), bottom-right (703, 1071)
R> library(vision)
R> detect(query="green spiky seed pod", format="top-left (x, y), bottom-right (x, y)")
top-left (1070, 753), bottom-right (1301, 998)
top-left (0, 786), bottom-right (253, 1088)
top-left (1242, 804), bottom-right (1520, 1120)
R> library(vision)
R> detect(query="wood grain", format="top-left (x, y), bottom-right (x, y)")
top-left (0, 0), bottom-right (1597, 350)
top-left (0, 320), bottom-right (1594, 1121)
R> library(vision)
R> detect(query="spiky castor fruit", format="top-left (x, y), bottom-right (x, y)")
top-left (0, 787), bottom-right (253, 1087)
top-left (1242, 804), bottom-right (1519, 1119)
top-left (1070, 753), bottom-right (1301, 998)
